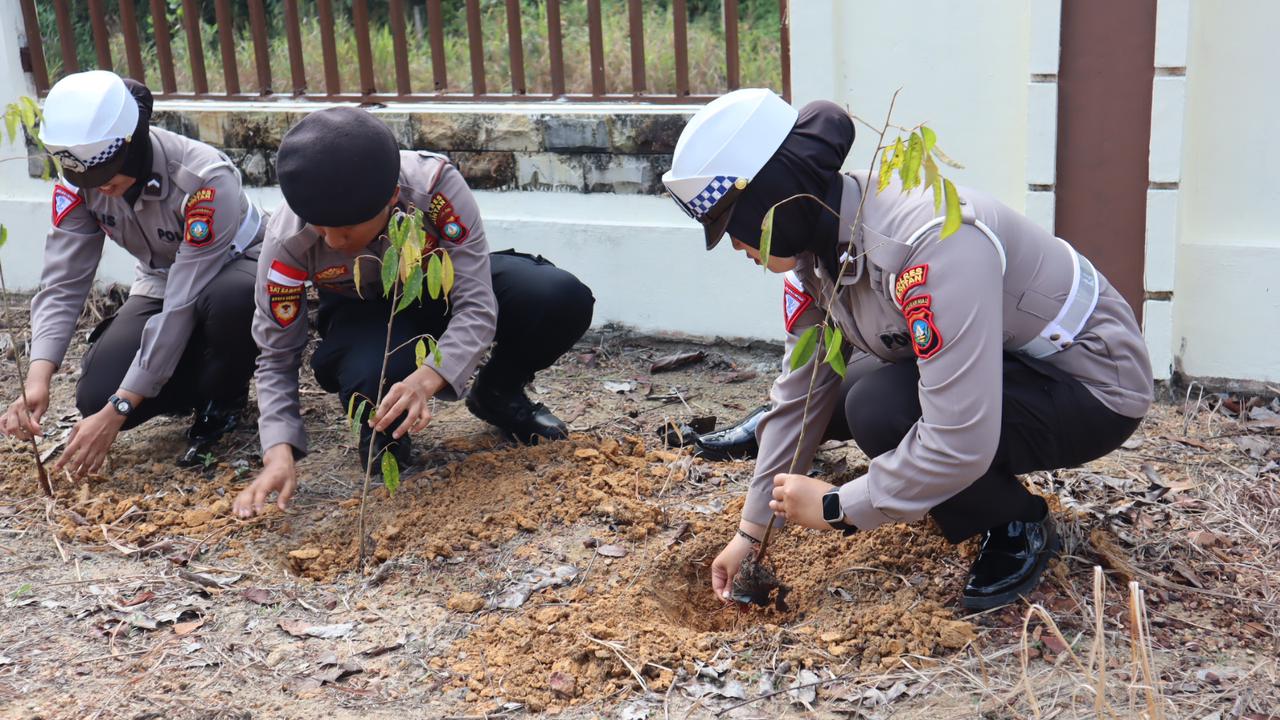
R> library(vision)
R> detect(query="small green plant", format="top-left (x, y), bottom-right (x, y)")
top-left (198, 451), bottom-right (218, 470)
top-left (346, 206), bottom-right (452, 570)
top-left (2, 98), bottom-right (54, 497)
top-left (742, 92), bottom-right (966, 595)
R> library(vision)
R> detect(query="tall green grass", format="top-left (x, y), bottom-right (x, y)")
top-left (36, 1), bottom-right (782, 98)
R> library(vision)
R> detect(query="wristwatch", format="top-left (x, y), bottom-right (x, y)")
top-left (822, 488), bottom-right (857, 536)
top-left (107, 394), bottom-right (133, 417)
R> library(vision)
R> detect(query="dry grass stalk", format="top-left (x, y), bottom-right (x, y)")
top-left (1127, 581), bottom-right (1166, 720)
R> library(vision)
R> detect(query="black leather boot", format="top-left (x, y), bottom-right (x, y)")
top-left (465, 382), bottom-right (569, 445)
top-left (693, 404), bottom-right (768, 461)
top-left (358, 426), bottom-right (413, 476)
top-left (961, 511), bottom-right (1059, 610)
top-left (177, 400), bottom-right (243, 467)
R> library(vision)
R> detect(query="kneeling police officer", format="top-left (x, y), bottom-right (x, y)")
top-left (664, 90), bottom-right (1154, 610)
top-left (234, 108), bottom-right (594, 517)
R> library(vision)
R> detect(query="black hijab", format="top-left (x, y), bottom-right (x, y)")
top-left (120, 79), bottom-right (154, 204)
top-left (725, 100), bottom-right (854, 278)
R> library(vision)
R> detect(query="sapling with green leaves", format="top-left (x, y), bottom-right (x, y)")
top-left (1, 97), bottom-right (55, 496)
top-left (346, 206), bottom-right (454, 569)
top-left (734, 93), bottom-right (966, 604)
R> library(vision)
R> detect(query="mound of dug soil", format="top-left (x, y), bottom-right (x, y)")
top-left (281, 435), bottom-right (980, 713)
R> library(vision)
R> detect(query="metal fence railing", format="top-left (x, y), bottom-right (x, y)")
top-left (17, 0), bottom-right (791, 104)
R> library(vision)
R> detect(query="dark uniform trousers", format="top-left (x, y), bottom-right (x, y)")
top-left (311, 250), bottom-right (595, 423)
top-left (77, 256), bottom-right (259, 430)
top-left (826, 352), bottom-right (1141, 543)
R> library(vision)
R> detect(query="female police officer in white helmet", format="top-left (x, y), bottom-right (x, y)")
top-left (0, 71), bottom-right (265, 474)
top-left (664, 89), bottom-right (1154, 610)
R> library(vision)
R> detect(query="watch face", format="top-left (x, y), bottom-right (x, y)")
top-left (822, 491), bottom-right (843, 524)
top-left (112, 397), bottom-right (132, 415)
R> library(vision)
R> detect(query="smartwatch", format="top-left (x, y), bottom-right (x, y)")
top-left (822, 488), bottom-right (857, 536)
top-left (107, 394), bottom-right (133, 417)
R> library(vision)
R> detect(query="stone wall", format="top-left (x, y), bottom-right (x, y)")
top-left (48, 106), bottom-right (692, 196)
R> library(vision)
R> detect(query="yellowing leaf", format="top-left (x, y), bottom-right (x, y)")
top-left (877, 141), bottom-right (896, 193)
top-left (426, 253), bottom-right (443, 299)
top-left (353, 257), bottom-right (364, 299)
top-left (890, 136), bottom-right (905, 172)
top-left (0, 224), bottom-right (7, 251)
top-left (414, 338), bottom-right (427, 368)
top-left (4, 107), bottom-right (18, 146)
top-left (931, 144), bottom-right (965, 169)
top-left (18, 96), bottom-right (38, 131)
top-left (399, 239), bottom-right (422, 283)
top-left (346, 393), bottom-right (357, 419)
top-left (924, 155), bottom-right (942, 213)
top-left (790, 326), bottom-right (819, 371)
top-left (942, 178), bottom-right (962, 239)
top-left (758, 206), bottom-right (775, 270)
top-left (901, 132), bottom-right (923, 190)
top-left (381, 452), bottom-right (400, 496)
top-left (441, 251), bottom-right (455, 297)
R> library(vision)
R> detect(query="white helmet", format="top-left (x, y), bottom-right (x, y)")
top-left (39, 70), bottom-right (139, 186)
top-left (662, 88), bottom-right (798, 249)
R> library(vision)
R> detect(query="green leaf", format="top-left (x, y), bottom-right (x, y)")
top-left (942, 178), bottom-right (962, 239)
top-left (381, 245), bottom-right (400, 297)
top-left (426, 253), bottom-right (443, 299)
top-left (350, 398), bottom-right (369, 445)
top-left (388, 211), bottom-right (406, 250)
top-left (414, 338), bottom-right (427, 368)
top-left (924, 155), bottom-right (942, 213)
top-left (931, 143), bottom-right (965, 169)
top-left (18, 97), bottom-right (37, 132)
top-left (920, 125), bottom-right (937, 156)
top-left (429, 336), bottom-right (442, 366)
top-left (823, 326), bottom-right (846, 378)
top-left (381, 452), bottom-right (400, 496)
top-left (396, 265), bottom-right (423, 313)
top-left (890, 136), bottom-right (905, 172)
top-left (789, 326), bottom-right (820, 371)
top-left (758, 207), bottom-right (775, 270)
top-left (440, 251), bottom-right (454, 297)
top-left (0, 224), bottom-right (8, 251)
top-left (4, 108), bottom-right (18, 146)
top-left (901, 132), bottom-right (923, 190)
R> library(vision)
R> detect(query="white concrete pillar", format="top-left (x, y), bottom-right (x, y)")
top-left (786, 0), bottom-right (839, 108)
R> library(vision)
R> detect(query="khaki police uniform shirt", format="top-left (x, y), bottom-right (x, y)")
top-left (745, 172), bottom-right (1154, 530)
top-left (252, 151), bottom-right (498, 456)
top-left (30, 127), bottom-right (263, 398)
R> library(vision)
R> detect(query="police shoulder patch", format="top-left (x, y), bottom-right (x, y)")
top-left (894, 264), bottom-right (928, 304)
top-left (426, 192), bottom-right (469, 244)
top-left (51, 185), bottom-right (83, 227)
top-left (265, 259), bottom-right (308, 328)
top-left (184, 209), bottom-right (215, 247)
top-left (782, 274), bottom-right (814, 334)
top-left (903, 295), bottom-right (943, 360)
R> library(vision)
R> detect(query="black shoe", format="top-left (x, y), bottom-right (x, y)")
top-left (465, 383), bottom-right (568, 445)
top-left (358, 427), bottom-right (413, 476)
top-left (177, 400), bottom-right (243, 467)
top-left (693, 405), bottom-right (768, 461)
top-left (961, 512), bottom-right (1059, 610)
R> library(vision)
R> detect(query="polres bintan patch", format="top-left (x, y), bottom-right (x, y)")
top-left (51, 185), bottom-right (82, 227)
top-left (185, 187), bottom-right (215, 212)
top-left (426, 192), bottom-right (469, 243)
top-left (895, 264), bottom-right (928, 304)
top-left (782, 275), bottom-right (814, 334)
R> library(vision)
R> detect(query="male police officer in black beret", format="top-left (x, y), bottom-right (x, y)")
top-left (234, 107), bottom-right (593, 517)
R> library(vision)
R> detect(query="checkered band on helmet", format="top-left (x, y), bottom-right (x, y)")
top-left (83, 138), bottom-right (126, 167)
top-left (684, 175), bottom-right (740, 220)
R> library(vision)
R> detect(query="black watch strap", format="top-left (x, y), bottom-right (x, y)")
top-left (822, 489), bottom-right (857, 536)
top-left (107, 394), bottom-right (132, 417)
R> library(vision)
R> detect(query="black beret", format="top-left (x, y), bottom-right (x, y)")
top-left (277, 107), bottom-right (401, 226)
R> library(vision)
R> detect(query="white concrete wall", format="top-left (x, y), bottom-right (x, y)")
top-left (1172, 0), bottom-right (1280, 382)
top-left (790, 0), bottom-right (1032, 210)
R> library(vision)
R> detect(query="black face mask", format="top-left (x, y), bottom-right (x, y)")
top-left (119, 79), bottom-right (154, 204)
top-left (725, 100), bottom-right (855, 277)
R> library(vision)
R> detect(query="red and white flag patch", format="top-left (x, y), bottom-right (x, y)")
top-left (266, 259), bottom-right (308, 328)
top-left (782, 274), bottom-right (814, 333)
top-left (51, 185), bottom-right (82, 227)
